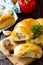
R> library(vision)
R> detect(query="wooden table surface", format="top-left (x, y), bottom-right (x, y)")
top-left (0, 0), bottom-right (43, 65)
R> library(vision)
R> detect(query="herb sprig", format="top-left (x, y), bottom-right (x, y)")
top-left (32, 25), bottom-right (42, 39)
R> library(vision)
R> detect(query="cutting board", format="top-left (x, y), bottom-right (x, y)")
top-left (0, 37), bottom-right (35, 65)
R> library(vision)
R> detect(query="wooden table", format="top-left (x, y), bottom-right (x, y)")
top-left (0, 0), bottom-right (43, 65)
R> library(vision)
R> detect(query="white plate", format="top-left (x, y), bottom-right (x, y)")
top-left (0, 11), bottom-right (18, 33)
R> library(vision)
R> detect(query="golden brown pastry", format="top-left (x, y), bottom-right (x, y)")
top-left (0, 37), bottom-right (17, 55)
top-left (0, 15), bottom-right (15, 29)
top-left (11, 0), bottom-right (17, 4)
top-left (37, 18), bottom-right (43, 26)
top-left (14, 43), bottom-right (42, 58)
top-left (36, 35), bottom-right (43, 47)
top-left (11, 18), bottom-right (38, 41)
top-left (29, 18), bottom-right (43, 48)
top-left (30, 35), bottom-right (43, 48)
top-left (11, 26), bottom-right (32, 41)
top-left (10, 18), bottom-right (43, 49)
top-left (14, 18), bottom-right (38, 29)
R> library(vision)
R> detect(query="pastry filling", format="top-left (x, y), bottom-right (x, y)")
top-left (16, 52), bottom-right (41, 58)
top-left (3, 39), bottom-right (13, 51)
top-left (14, 33), bottom-right (27, 40)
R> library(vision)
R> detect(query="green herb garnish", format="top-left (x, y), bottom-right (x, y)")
top-left (32, 25), bottom-right (42, 39)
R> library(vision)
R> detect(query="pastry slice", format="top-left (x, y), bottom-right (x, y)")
top-left (30, 35), bottom-right (43, 48)
top-left (0, 15), bottom-right (15, 29)
top-left (14, 43), bottom-right (42, 58)
top-left (11, 18), bottom-right (39, 41)
top-left (11, 26), bottom-right (32, 41)
top-left (29, 18), bottom-right (43, 48)
top-left (0, 37), bottom-right (17, 55)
